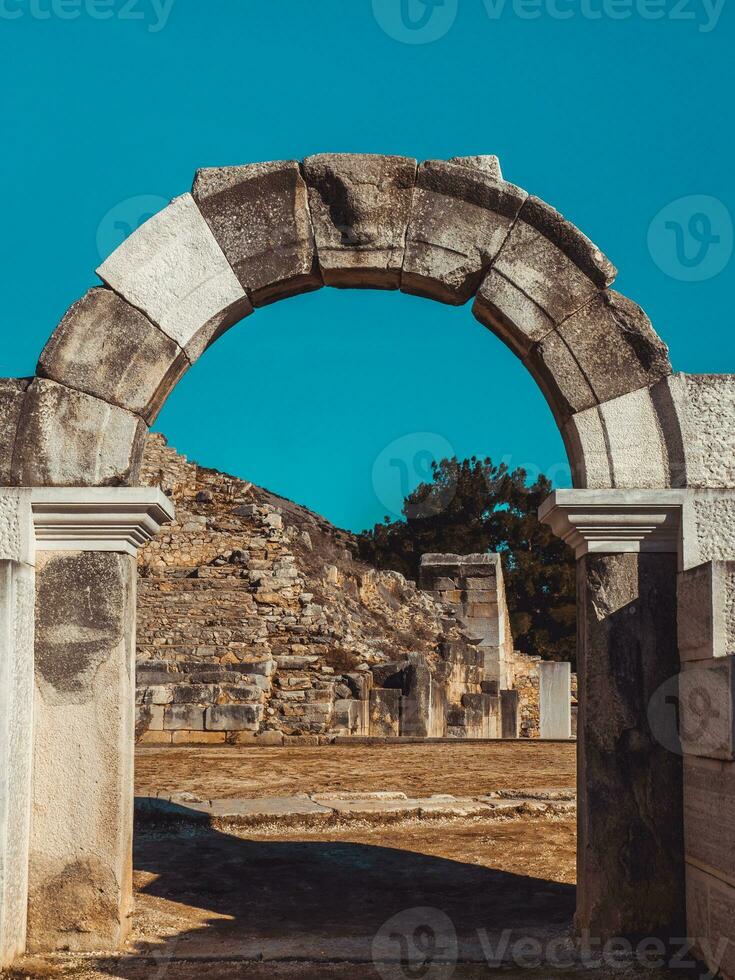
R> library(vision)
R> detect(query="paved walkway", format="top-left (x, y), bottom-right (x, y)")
top-left (136, 787), bottom-right (576, 830)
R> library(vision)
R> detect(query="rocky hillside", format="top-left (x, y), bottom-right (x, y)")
top-left (136, 434), bottom-right (483, 743)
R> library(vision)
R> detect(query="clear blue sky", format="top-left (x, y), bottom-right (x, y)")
top-left (0, 0), bottom-right (732, 530)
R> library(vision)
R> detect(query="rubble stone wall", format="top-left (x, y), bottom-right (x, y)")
top-left (135, 437), bottom-right (557, 742)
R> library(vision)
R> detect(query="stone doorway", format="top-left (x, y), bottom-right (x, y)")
top-left (1, 153), bottom-right (733, 976)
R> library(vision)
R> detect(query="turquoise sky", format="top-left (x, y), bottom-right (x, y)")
top-left (0, 0), bottom-right (732, 530)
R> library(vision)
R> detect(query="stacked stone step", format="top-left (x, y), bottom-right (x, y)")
top-left (677, 560), bottom-right (735, 980)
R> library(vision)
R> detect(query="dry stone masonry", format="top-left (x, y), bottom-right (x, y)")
top-left (135, 435), bottom-right (543, 744)
top-left (0, 151), bottom-right (734, 978)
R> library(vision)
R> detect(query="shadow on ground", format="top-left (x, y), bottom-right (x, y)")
top-left (27, 804), bottom-right (697, 980)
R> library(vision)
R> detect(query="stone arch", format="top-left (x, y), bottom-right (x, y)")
top-left (2, 153), bottom-right (685, 491)
top-left (3, 153), bottom-right (734, 973)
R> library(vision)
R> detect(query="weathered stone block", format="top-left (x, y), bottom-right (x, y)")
top-left (500, 689), bottom-right (520, 738)
top-left (678, 561), bottom-right (735, 662)
top-left (557, 290), bottom-right (671, 404)
top-left (303, 153), bottom-right (416, 288)
top-left (402, 161), bottom-right (526, 304)
top-left (29, 552), bottom-right (136, 952)
top-left (368, 688), bottom-right (400, 737)
top-left (473, 268), bottom-right (555, 357)
top-left (97, 193), bottom-right (253, 362)
top-left (684, 756), bottom-right (735, 881)
top-left (192, 161), bottom-right (321, 305)
top-left (564, 386), bottom-right (669, 490)
top-left (661, 374), bottom-right (735, 489)
top-left (205, 703), bottom-right (262, 731)
top-left (163, 704), bottom-right (205, 731)
top-left (491, 196), bottom-right (616, 327)
top-left (11, 378), bottom-right (147, 488)
top-left (448, 155), bottom-right (502, 178)
top-left (686, 863), bottom-right (735, 980)
top-left (0, 379), bottom-right (31, 486)
top-left (526, 329), bottom-right (597, 425)
top-left (37, 288), bottom-right (189, 424)
top-left (539, 662), bottom-right (572, 739)
top-left (679, 657), bottom-right (735, 760)
top-left (577, 553), bottom-right (684, 938)
top-left (0, 509), bottom-right (34, 968)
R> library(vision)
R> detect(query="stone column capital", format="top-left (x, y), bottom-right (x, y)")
top-left (29, 487), bottom-right (175, 556)
top-left (539, 489), bottom-right (686, 559)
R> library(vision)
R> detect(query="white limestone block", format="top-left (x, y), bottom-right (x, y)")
top-left (0, 490), bottom-right (35, 967)
top-left (97, 194), bottom-right (252, 363)
top-left (599, 387), bottom-right (669, 488)
top-left (539, 661), bottom-right (572, 739)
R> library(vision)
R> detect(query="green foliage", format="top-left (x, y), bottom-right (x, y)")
top-left (357, 457), bottom-right (576, 666)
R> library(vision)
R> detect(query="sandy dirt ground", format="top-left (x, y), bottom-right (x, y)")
top-left (8, 818), bottom-right (696, 979)
top-left (134, 741), bottom-right (578, 800)
top-left (6, 746), bottom-right (696, 979)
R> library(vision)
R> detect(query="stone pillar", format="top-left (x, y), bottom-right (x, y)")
top-left (0, 491), bottom-right (35, 969)
top-left (539, 662), bottom-right (572, 739)
top-left (25, 489), bottom-right (173, 954)
top-left (540, 490), bottom-right (686, 942)
top-left (500, 689), bottom-right (519, 738)
top-left (678, 560), bottom-right (735, 980)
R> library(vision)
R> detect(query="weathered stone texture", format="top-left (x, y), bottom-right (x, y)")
top-left (303, 153), bottom-right (416, 288)
top-left (368, 688), bottom-right (400, 737)
top-left (678, 561), bottom-right (735, 662)
top-left (37, 288), bottom-right (189, 424)
top-left (488, 196), bottom-right (616, 328)
top-left (577, 553), bottom-right (684, 939)
top-left (448, 155), bottom-right (502, 178)
top-left (0, 379), bottom-right (31, 486)
top-left (11, 378), bottom-right (147, 487)
top-left (0, 493), bottom-right (34, 968)
top-left (539, 661), bottom-right (572, 739)
top-left (684, 756), bottom-right (735, 882)
top-left (663, 374), bottom-right (735, 489)
top-left (679, 658), bottom-right (735, 760)
top-left (192, 161), bottom-right (321, 305)
top-left (97, 193), bottom-right (252, 362)
top-left (28, 551), bottom-right (136, 952)
top-left (564, 386), bottom-right (669, 489)
top-left (691, 494), bottom-right (735, 566)
top-left (557, 290), bottom-right (671, 403)
top-left (402, 161), bottom-right (526, 304)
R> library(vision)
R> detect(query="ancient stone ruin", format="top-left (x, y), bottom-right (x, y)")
top-left (0, 152), bottom-right (733, 978)
top-left (135, 435), bottom-right (551, 743)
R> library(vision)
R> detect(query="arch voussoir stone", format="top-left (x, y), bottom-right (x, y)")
top-left (400, 159), bottom-right (527, 305)
top-left (96, 192), bottom-right (253, 363)
top-left (37, 287), bottom-right (190, 425)
top-left (192, 160), bottom-right (321, 306)
top-left (302, 153), bottom-right (417, 289)
top-left (9, 378), bottom-right (147, 488)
